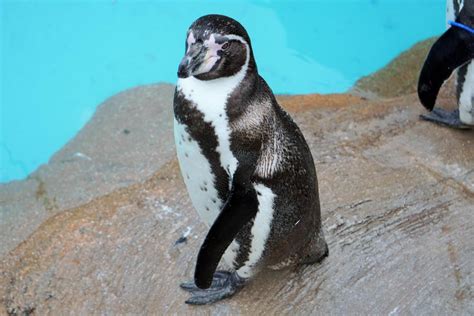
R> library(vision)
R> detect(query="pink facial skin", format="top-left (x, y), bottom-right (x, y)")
top-left (198, 34), bottom-right (225, 74)
top-left (181, 32), bottom-right (240, 78)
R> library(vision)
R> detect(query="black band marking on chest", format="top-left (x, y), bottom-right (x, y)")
top-left (174, 91), bottom-right (230, 202)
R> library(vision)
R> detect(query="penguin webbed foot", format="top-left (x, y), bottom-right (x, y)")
top-left (180, 270), bottom-right (231, 291)
top-left (420, 108), bottom-right (471, 129)
top-left (180, 270), bottom-right (246, 305)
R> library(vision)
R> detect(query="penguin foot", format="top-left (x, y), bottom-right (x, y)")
top-left (180, 271), bottom-right (246, 305)
top-left (180, 271), bottom-right (233, 291)
top-left (420, 108), bottom-right (471, 129)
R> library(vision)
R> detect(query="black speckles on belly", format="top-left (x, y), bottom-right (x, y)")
top-left (185, 152), bottom-right (189, 158)
top-left (212, 198), bottom-right (217, 204)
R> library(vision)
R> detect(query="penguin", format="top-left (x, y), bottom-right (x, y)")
top-left (173, 15), bottom-right (328, 305)
top-left (418, 0), bottom-right (474, 129)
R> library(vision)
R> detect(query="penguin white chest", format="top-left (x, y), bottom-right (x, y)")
top-left (174, 120), bottom-right (223, 226)
top-left (176, 75), bottom-right (240, 175)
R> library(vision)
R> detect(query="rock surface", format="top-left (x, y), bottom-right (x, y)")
top-left (0, 84), bottom-right (175, 257)
top-left (1, 40), bottom-right (473, 314)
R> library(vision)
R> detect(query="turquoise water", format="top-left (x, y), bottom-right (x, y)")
top-left (1, 0), bottom-right (444, 182)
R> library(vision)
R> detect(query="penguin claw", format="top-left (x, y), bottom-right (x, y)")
top-left (180, 271), bottom-right (245, 305)
top-left (179, 281), bottom-right (198, 291)
top-left (420, 108), bottom-right (471, 129)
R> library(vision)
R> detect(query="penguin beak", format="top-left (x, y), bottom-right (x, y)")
top-left (177, 53), bottom-right (194, 79)
top-left (418, 25), bottom-right (474, 111)
top-left (178, 43), bottom-right (221, 79)
top-left (178, 43), bottom-right (205, 78)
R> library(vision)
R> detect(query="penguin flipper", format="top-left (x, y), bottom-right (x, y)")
top-left (420, 108), bottom-right (472, 129)
top-left (194, 178), bottom-right (259, 289)
top-left (418, 26), bottom-right (474, 111)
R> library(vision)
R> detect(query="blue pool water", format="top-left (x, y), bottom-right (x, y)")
top-left (1, 0), bottom-right (444, 182)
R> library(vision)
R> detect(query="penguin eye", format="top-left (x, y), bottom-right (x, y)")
top-left (221, 42), bottom-right (230, 50)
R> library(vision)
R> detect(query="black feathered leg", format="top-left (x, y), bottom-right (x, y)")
top-left (180, 271), bottom-right (246, 305)
top-left (420, 108), bottom-right (472, 129)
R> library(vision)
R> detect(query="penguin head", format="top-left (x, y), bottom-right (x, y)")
top-left (177, 15), bottom-right (256, 80)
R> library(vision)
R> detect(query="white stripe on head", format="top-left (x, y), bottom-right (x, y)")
top-left (186, 31), bottom-right (196, 52)
top-left (191, 33), bottom-right (249, 78)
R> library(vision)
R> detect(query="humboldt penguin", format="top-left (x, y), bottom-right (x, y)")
top-left (418, 0), bottom-right (474, 128)
top-left (173, 14), bottom-right (328, 305)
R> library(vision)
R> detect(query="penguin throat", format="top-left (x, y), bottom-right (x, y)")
top-left (177, 61), bottom-right (248, 108)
